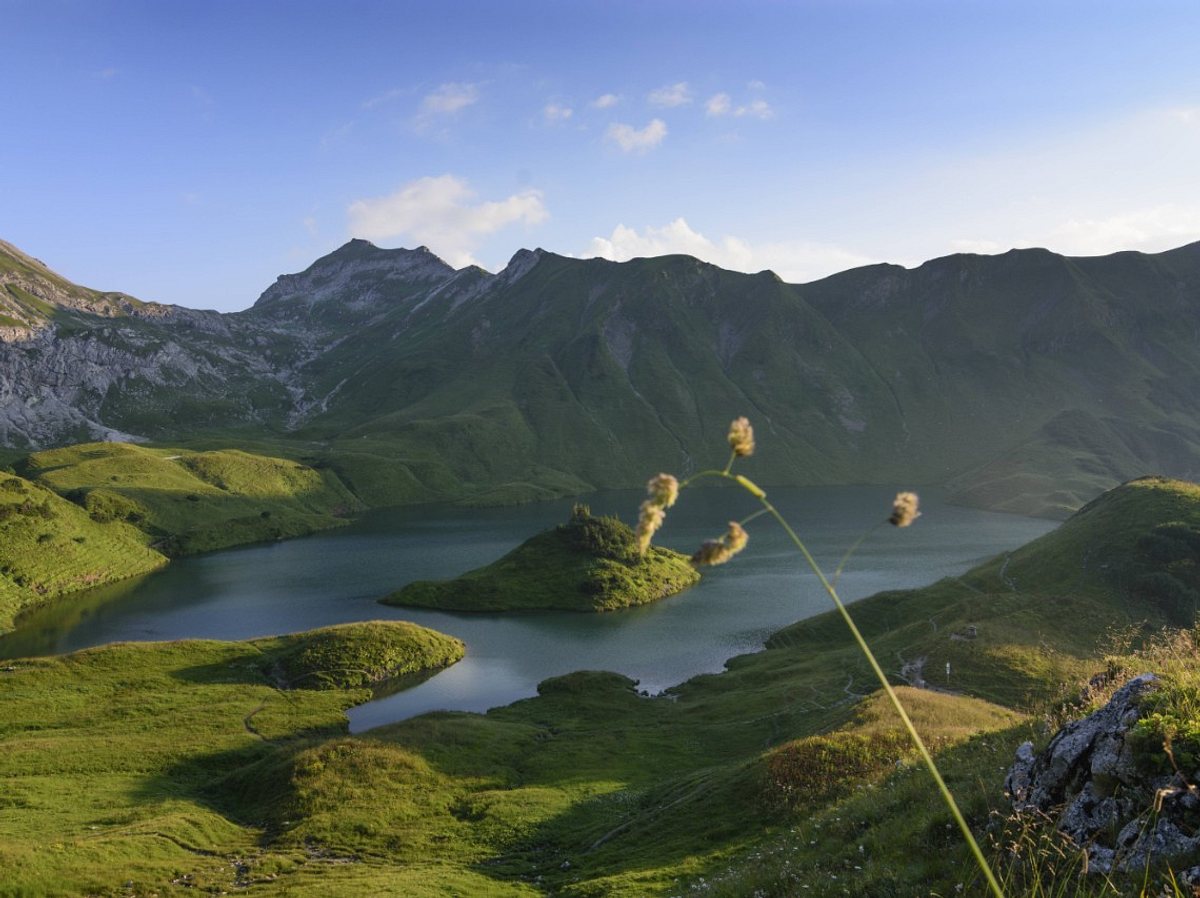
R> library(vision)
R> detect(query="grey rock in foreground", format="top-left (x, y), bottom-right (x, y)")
top-left (1006, 674), bottom-right (1200, 875)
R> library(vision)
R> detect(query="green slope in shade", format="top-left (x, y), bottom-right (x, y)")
top-left (0, 472), bottom-right (166, 633)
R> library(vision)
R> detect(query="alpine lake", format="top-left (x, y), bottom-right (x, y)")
top-left (0, 486), bottom-right (1054, 731)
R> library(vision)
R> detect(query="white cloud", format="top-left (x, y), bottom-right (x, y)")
top-left (1047, 205), bottom-right (1200, 256)
top-left (591, 93), bottom-right (620, 109)
top-left (737, 98), bottom-right (773, 120)
top-left (706, 93), bottom-right (731, 117)
top-left (648, 82), bottom-right (692, 108)
top-left (584, 217), bottom-right (871, 282)
top-left (347, 174), bottom-right (548, 268)
top-left (707, 92), bottom-right (772, 119)
top-left (421, 82), bottom-right (479, 115)
top-left (94, 67), bottom-right (118, 80)
top-left (544, 103), bottom-right (573, 123)
top-left (606, 119), bottom-right (668, 153)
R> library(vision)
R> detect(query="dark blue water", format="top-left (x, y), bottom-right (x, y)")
top-left (0, 487), bottom-right (1054, 730)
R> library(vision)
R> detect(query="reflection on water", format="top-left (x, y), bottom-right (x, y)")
top-left (0, 487), bottom-right (1055, 730)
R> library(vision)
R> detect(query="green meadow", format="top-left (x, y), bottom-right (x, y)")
top-left (1, 477), bottom-right (1198, 896)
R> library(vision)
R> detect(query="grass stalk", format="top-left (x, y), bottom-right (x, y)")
top-left (669, 459), bottom-right (1005, 897)
top-left (752, 491), bottom-right (1005, 898)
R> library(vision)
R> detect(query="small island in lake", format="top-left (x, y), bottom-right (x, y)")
top-left (381, 504), bottom-right (700, 612)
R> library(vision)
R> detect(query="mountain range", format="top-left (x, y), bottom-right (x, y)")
top-left (4, 236), bottom-right (1200, 516)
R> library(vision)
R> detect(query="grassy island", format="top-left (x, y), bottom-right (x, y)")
top-left (382, 504), bottom-right (700, 612)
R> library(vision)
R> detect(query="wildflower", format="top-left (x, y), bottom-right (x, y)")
top-left (646, 473), bottom-right (679, 508)
top-left (635, 500), bottom-right (666, 554)
top-left (691, 521), bottom-right (749, 567)
top-left (889, 491), bottom-right (920, 527)
top-left (727, 416), bottom-right (755, 457)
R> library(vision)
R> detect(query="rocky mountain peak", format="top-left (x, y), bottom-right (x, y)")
top-left (251, 240), bottom-right (457, 313)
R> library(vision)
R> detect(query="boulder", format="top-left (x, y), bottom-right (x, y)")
top-left (1005, 674), bottom-right (1200, 874)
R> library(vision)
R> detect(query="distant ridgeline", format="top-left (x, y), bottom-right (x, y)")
top-left (383, 504), bottom-right (700, 612)
top-left (4, 236), bottom-right (1200, 516)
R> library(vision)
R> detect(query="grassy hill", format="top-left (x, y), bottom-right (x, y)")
top-left (20, 441), bottom-right (363, 556)
top-left (0, 472), bottom-right (166, 633)
top-left (0, 442), bottom-right (366, 633)
top-left (384, 505), bottom-right (700, 612)
top-left (0, 621), bottom-right (469, 897)
top-left (3, 477), bottom-right (1199, 895)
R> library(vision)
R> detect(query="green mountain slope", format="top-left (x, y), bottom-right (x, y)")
top-left (20, 441), bottom-right (363, 555)
top-left (0, 472), bottom-right (166, 632)
top-left (5, 236), bottom-right (1200, 515)
top-left (272, 243), bottom-right (1200, 514)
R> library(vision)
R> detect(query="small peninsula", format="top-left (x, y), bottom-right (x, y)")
top-left (381, 505), bottom-right (700, 612)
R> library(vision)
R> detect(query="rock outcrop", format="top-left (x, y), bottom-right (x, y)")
top-left (1006, 674), bottom-right (1200, 878)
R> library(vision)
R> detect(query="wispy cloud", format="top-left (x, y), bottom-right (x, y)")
top-left (705, 93), bottom-right (731, 117)
top-left (648, 82), bottom-right (692, 108)
top-left (706, 92), bottom-right (773, 119)
top-left (347, 174), bottom-right (548, 268)
top-left (421, 82), bottom-right (479, 115)
top-left (1047, 205), bottom-right (1200, 256)
top-left (361, 87), bottom-right (408, 109)
top-left (584, 217), bottom-right (870, 282)
top-left (94, 67), bottom-right (118, 80)
top-left (412, 82), bottom-right (481, 136)
top-left (591, 93), bottom-right (620, 109)
top-left (737, 98), bottom-right (773, 119)
top-left (606, 119), bottom-right (667, 153)
top-left (544, 103), bottom-right (573, 123)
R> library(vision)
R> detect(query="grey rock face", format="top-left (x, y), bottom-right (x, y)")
top-left (1005, 674), bottom-right (1200, 874)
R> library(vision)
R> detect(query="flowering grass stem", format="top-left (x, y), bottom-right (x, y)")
top-left (668, 461), bottom-right (1005, 898)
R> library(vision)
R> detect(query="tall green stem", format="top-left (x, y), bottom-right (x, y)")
top-left (730, 478), bottom-right (1005, 898)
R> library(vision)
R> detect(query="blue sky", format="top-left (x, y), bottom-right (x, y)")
top-left (5, 0), bottom-right (1200, 311)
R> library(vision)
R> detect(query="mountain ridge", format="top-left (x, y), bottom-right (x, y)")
top-left (3, 236), bottom-right (1200, 517)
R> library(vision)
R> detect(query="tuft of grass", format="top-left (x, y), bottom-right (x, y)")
top-left (257, 621), bottom-right (466, 690)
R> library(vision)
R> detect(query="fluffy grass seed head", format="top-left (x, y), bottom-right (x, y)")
top-left (890, 491), bottom-right (921, 528)
top-left (725, 520), bottom-right (748, 553)
top-left (636, 500), bottom-right (667, 555)
top-left (646, 473), bottom-right (679, 508)
top-left (728, 417), bottom-right (755, 457)
top-left (691, 521), bottom-right (749, 567)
